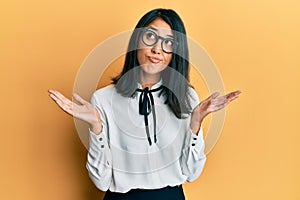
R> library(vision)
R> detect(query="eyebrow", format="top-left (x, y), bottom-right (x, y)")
top-left (148, 26), bottom-right (174, 38)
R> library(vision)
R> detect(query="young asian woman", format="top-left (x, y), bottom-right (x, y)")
top-left (48, 8), bottom-right (241, 200)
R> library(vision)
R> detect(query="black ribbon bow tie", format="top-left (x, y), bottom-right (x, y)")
top-left (136, 85), bottom-right (164, 146)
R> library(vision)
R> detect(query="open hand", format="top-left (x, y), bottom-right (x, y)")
top-left (190, 90), bottom-right (241, 134)
top-left (48, 89), bottom-right (102, 133)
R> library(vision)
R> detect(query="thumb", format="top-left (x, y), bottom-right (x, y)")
top-left (211, 92), bottom-right (220, 99)
top-left (72, 93), bottom-right (87, 104)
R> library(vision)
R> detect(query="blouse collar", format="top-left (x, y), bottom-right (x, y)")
top-left (137, 78), bottom-right (163, 90)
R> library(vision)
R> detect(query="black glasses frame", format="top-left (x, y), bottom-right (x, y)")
top-left (141, 29), bottom-right (177, 54)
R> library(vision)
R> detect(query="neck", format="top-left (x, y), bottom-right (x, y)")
top-left (140, 71), bottom-right (161, 90)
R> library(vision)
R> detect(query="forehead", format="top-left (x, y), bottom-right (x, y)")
top-left (146, 18), bottom-right (173, 36)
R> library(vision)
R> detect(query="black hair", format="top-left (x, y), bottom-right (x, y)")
top-left (112, 8), bottom-right (193, 118)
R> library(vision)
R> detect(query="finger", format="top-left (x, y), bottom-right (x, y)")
top-left (51, 96), bottom-right (74, 116)
top-left (49, 93), bottom-right (58, 101)
top-left (50, 90), bottom-right (74, 107)
top-left (59, 103), bottom-right (74, 116)
top-left (227, 95), bottom-right (239, 103)
top-left (48, 90), bottom-right (60, 101)
top-left (59, 98), bottom-right (78, 115)
top-left (49, 91), bottom-right (75, 112)
top-left (48, 89), bottom-right (57, 94)
top-left (48, 89), bottom-right (63, 98)
top-left (48, 89), bottom-right (67, 101)
top-left (234, 90), bottom-right (242, 94)
top-left (225, 90), bottom-right (241, 100)
top-left (229, 90), bottom-right (241, 97)
top-left (73, 93), bottom-right (87, 105)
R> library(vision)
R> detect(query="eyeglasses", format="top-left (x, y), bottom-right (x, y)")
top-left (141, 29), bottom-right (177, 54)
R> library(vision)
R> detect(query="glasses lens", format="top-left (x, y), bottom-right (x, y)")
top-left (162, 39), bottom-right (174, 53)
top-left (141, 29), bottom-right (175, 54)
top-left (142, 30), bottom-right (157, 46)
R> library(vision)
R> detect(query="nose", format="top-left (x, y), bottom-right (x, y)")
top-left (151, 40), bottom-right (162, 54)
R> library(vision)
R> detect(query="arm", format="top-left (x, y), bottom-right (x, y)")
top-left (180, 88), bottom-right (206, 182)
top-left (48, 89), bottom-right (112, 191)
top-left (181, 89), bottom-right (241, 182)
top-left (86, 93), bottom-right (112, 191)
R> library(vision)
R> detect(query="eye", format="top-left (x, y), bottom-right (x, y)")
top-left (164, 39), bottom-right (174, 47)
top-left (145, 32), bottom-right (156, 40)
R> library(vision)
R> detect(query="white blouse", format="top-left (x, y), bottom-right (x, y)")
top-left (86, 80), bottom-right (206, 193)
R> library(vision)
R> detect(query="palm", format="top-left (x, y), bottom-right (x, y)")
top-left (202, 90), bottom-right (241, 114)
top-left (191, 90), bottom-right (241, 127)
top-left (48, 89), bottom-right (100, 125)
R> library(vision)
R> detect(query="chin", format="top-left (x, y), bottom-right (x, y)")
top-left (140, 64), bottom-right (166, 74)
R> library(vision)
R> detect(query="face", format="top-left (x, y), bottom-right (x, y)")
top-left (137, 18), bottom-right (173, 82)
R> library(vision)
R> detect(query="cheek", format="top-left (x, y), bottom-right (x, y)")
top-left (165, 54), bottom-right (172, 65)
top-left (137, 46), bottom-right (151, 65)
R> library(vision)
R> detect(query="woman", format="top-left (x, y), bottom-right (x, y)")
top-left (48, 8), bottom-right (240, 200)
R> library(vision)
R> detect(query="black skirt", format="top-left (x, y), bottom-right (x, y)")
top-left (103, 185), bottom-right (185, 200)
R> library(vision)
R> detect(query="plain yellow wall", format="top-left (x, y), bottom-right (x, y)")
top-left (1, 0), bottom-right (299, 199)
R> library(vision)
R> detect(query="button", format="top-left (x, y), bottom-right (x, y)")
top-left (101, 145), bottom-right (104, 148)
top-left (193, 137), bottom-right (197, 140)
top-left (107, 161), bottom-right (110, 166)
top-left (191, 143), bottom-right (195, 146)
top-left (99, 137), bottom-right (103, 141)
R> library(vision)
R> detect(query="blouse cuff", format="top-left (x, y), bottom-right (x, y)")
top-left (88, 127), bottom-right (109, 153)
top-left (188, 127), bottom-right (205, 161)
top-left (189, 127), bottom-right (203, 147)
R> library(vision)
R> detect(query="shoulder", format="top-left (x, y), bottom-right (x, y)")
top-left (92, 84), bottom-right (115, 97)
top-left (90, 84), bottom-right (116, 104)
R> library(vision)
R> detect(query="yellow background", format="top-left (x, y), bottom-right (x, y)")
top-left (1, 0), bottom-right (299, 199)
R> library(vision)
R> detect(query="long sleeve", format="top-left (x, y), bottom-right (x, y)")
top-left (180, 127), bottom-right (206, 182)
top-left (179, 87), bottom-right (206, 182)
top-left (86, 93), bottom-right (112, 191)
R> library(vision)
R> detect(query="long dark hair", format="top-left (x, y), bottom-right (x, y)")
top-left (112, 8), bottom-right (193, 118)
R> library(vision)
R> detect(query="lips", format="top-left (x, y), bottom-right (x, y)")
top-left (148, 56), bottom-right (161, 64)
